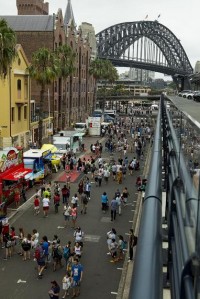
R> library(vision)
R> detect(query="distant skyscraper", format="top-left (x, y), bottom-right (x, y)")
top-left (194, 61), bottom-right (200, 73)
top-left (128, 67), bottom-right (155, 82)
top-left (79, 22), bottom-right (97, 59)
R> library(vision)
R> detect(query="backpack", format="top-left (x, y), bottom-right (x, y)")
top-left (34, 247), bottom-right (43, 260)
top-left (63, 246), bottom-right (70, 260)
top-left (52, 246), bottom-right (62, 259)
top-left (122, 240), bottom-right (127, 250)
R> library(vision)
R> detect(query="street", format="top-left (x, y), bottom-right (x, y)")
top-left (0, 135), bottom-right (149, 299)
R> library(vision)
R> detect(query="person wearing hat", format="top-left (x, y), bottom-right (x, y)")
top-left (48, 280), bottom-right (60, 298)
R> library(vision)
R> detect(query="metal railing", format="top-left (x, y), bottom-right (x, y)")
top-left (129, 96), bottom-right (163, 299)
top-left (129, 94), bottom-right (200, 299)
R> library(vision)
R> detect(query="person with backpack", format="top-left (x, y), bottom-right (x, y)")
top-left (21, 234), bottom-right (32, 261)
top-left (52, 239), bottom-right (63, 272)
top-left (34, 243), bottom-right (45, 279)
top-left (80, 193), bottom-right (88, 214)
top-left (118, 235), bottom-right (127, 261)
top-left (63, 241), bottom-right (71, 266)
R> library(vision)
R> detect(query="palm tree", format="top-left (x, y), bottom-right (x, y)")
top-left (0, 18), bottom-right (16, 78)
top-left (28, 47), bottom-right (60, 147)
top-left (55, 44), bottom-right (76, 129)
top-left (56, 44), bottom-right (76, 78)
top-left (90, 58), bottom-right (118, 111)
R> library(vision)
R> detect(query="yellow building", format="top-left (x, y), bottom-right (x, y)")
top-left (0, 44), bottom-right (30, 149)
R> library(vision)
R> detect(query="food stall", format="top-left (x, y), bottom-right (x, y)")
top-left (23, 149), bottom-right (51, 184)
top-left (0, 147), bottom-right (32, 216)
top-left (41, 144), bottom-right (61, 172)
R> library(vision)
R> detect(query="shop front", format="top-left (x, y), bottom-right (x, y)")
top-left (0, 147), bottom-right (32, 217)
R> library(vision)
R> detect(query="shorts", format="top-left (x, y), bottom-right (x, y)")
top-left (112, 171), bottom-right (116, 176)
top-left (104, 177), bottom-right (108, 182)
top-left (43, 206), bottom-right (49, 211)
top-left (64, 215), bottom-right (70, 221)
top-left (34, 206), bottom-right (39, 210)
top-left (37, 260), bottom-right (45, 266)
top-left (72, 280), bottom-right (80, 288)
top-left (111, 251), bottom-right (117, 258)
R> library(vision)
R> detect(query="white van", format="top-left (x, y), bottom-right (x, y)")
top-left (74, 123), bottom-right (87, 133)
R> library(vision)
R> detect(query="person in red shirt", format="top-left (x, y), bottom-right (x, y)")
top-left (34, 195), bottom-right (40, 215)
top-left (54, 192), bottom-right (60, 214)
top-left (14, 189), bottom-right (21, 208)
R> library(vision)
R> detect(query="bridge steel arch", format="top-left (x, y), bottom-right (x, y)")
top-left (96, 21), bottom-right (193, 80)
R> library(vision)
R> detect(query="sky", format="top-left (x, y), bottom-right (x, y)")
top-left (1, 0), bottom-right (200, 78)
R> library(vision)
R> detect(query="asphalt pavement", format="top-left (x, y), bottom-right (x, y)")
top-left (0, 134), bottom-right (149, 299)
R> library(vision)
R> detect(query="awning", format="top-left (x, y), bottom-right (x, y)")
top-left (3, 167), bottom-right (32, 181)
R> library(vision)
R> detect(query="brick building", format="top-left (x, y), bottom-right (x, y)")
top-left (1, 0), bottom-right (96, 141)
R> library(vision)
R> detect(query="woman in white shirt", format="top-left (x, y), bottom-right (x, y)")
top-left (42, 195), bottom-right (50, 217)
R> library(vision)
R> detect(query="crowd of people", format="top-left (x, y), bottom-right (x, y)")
top-left (0, 113), bottom-right (154, 298)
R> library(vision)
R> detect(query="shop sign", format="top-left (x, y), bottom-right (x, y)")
top-left (0, 149), bottom-right (18, 173)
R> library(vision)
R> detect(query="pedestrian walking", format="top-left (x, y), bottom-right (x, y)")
top-left (54, 192), bottom-right (60, 214)
top-left (34, 195), bottom-right (40, 215)
top-left (42, 194), bottom-right (50, 217)
top-left (63, 203), bottom-right (72, 227)
top-left (48, 280), bottom-right (60, 298)
top-left (110, 197), bottom-right (118, 221)
top-left (101, 192), bottom-right (108, 213)
top-left (80, 193), bottom-right (88, 214)
top-left (128, 229), bottom-right (137, 262)
top-left (71, 258), bottom-right (83, 298)
top-left (71, 204), bottom-right (77, 229)
top-left (62, 272), bottom-right (72, 298)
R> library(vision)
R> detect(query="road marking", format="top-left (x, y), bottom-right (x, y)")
top-left (84, 235), bottom-right (101, 242)
top-left (101, 217), bottom-right (111, 223)
top-left (117, 268), bottom-right (123, 270)
top-left (125, 233), bottom-right (130, 236)
top-left (129, 220), bottom-right (133, 223)
top-left (57, 226), bottom-right (65, 229)
top-left (17, 279), bottom-right (27, 284)
top-left (111, 292), bottom-right (118, 295)
top-left (131, 210), bottom-right (135, 212)
top-left (135, 193), bottom-right (138, 195)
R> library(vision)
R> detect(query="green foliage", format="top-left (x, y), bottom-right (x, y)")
top-left (28, 47), bottom-right (60, 88)
top-left (0, 18), bottom-right (16, 78)
top-left (89, 58), bottom-right (118, 82)
top-left (55, 44), bottom-right (76, 78)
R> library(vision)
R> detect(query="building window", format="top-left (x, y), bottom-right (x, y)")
top-left (24, 78), bottom-right (28, 100)
top-left (11, 107), bottom-right (15, 122)
top-left (18, 106), bottom-right (21, 121)
top-left (17, 79), bottom-right (21, 99)
top-left (24, 106), bottom-right (27, 119)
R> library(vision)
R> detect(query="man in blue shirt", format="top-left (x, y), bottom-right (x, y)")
top-left (110, 197), bottom-right (118, 221)
top-left (71, 258), bottom-right (83, 298)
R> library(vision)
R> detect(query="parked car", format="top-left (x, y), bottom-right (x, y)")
top-left (178, 90), bottom-right (191, 97)
top-left (193, 92), bottom-right (200, 102)
top-left (185, 91), bottom-right (195, 99)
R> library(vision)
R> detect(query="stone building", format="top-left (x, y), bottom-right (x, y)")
top-left (1, 0), bottom-right (95, 141)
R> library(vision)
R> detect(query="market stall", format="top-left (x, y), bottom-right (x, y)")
top-left (0, 147), bottom-right (32, 217)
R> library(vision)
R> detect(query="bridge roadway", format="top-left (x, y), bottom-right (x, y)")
top-left (166, 95), bottom-right (200, 126)
top-left (0, 136), bottom-right (148, 299)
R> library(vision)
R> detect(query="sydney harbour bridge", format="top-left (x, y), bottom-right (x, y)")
top-left (96, 21), bottom-right (193, 89)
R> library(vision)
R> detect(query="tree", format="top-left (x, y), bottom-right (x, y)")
top-left (55, 44), bottom-right (76, 78)
top-left (89, 58), bottom-right (118, 111)
top-left (0, 18), bottom-right (16, 78)
top-left (55, 44), bottom-right (76, 129)
top-left (28, 48), bottom-right (60, 147)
